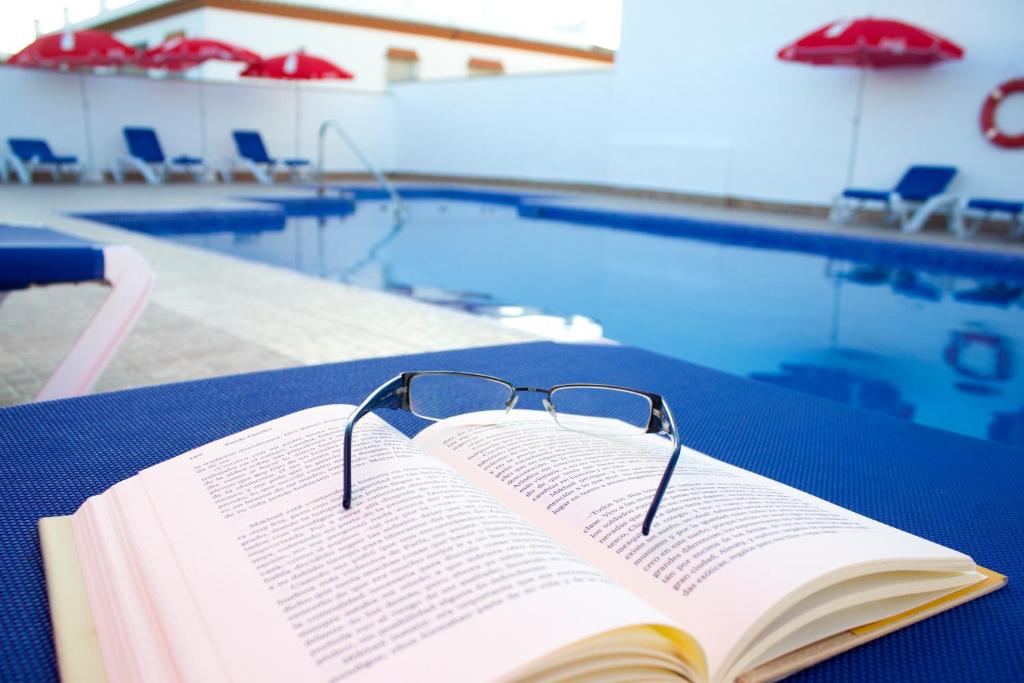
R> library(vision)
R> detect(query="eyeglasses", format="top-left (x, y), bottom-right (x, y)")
top-left (343, 371), bottom-right (682, 535)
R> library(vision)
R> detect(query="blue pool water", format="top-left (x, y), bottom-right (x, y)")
top-left (84, 195), bottom-right (1024, 446)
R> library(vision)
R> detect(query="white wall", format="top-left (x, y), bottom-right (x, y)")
top-left (0, 66), bottom-right (395, 173)
top-left (608, 0), bottom-right (1024, 204)
top-left (393, 71), bottom-right (612, 183)
top-left (390, 1), bottom-right (1023, 205)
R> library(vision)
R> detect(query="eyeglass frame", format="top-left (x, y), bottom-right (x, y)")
top-left (343, 371), bottom-right (682, 536)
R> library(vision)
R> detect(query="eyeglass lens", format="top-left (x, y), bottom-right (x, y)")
top-left (408, 373), bottom-right (514, 420)
top-left (549, 386), bottom-right (653, 433)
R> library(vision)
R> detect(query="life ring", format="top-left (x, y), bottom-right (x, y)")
top-left (980, 78), bottom-right (1024, 148)
top-left (943, 330), bottom-right (1013, 382)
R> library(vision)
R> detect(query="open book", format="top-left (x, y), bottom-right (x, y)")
top-left (41, 406), bottom-right (1004, 683)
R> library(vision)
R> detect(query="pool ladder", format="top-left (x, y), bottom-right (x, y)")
top-left (316, 119), bottom-right (404, 223)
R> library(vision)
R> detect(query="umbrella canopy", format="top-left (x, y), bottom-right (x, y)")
top-left (778, 18), bottom-right (963, 185)
top-left (6, 27), bottom-right (136, 181)
top-left (778, 17), bottom-right (963, 68)
top-left (6, 29), bottom-right (136, 69)
top-left (241, 51), bottom-right (354, 80)
top-left (136, 36), bottom-right (260, 71)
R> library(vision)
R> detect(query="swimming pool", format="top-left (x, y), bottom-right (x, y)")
top-left (80, 191), bottom-right (1024, 446)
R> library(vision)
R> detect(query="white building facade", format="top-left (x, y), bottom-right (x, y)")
top-left (82, 0), bottom-right (613, 90)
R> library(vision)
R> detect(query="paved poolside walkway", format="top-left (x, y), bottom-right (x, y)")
top-left (0, 183), bottom-right (540, 405)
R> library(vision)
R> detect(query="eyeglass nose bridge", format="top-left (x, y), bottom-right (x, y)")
top-left (504, 387), bottom-right (557, 416)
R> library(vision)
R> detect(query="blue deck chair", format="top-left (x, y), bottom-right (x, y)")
top-left (230, 130), bottom-right (310, 185)
top-left (5, 138), bottom-right (82, 185)
top-left (830, 165), bottom-right (958, 229)
top-left (113, 127), bottom-right (206, 185)
top-left (0, 225), bottom-right (153, 400)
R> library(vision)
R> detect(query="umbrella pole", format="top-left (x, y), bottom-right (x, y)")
top-left (294, 81), bottom-right (301, 158)
top-left (846, 67), bottom-right (867, 186)
top-left (198, 77), bottom-right (209, 162)
top-left (78, 71), bottom-right (100, 183)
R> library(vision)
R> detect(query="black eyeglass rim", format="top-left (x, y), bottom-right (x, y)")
top-left (405, 371), bottom-right (670, 431)
top-left (343, 370), bottom-right (682, 536)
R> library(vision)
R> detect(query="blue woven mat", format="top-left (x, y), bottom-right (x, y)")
top-left (1, 342), bottom-right (1020, 681)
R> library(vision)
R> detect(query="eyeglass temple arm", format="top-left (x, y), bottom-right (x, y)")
top-left (641, 397), bottom-right (681, 536)
top-left (343, 375), bottom-right (406, 509)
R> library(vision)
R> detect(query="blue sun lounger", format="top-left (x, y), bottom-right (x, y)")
top-left (5, 138), bottom-right (82, 185)
top-left (830, 165), bottom-right (958, 229)
top-left (0, 225), bottom-right (154, 400)
top-left (229, 130), bottom-right (311, 185)
top-left (113, 127), bottom-right (206, 185)
top-left (950, 198), bottom-right (1024, 239)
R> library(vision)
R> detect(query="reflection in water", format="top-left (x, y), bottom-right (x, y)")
top-left (836, 264), bottom-right (891, 285)
top-left (331, 213), bottom-right (405, 283)
top-left (153, 200), bottom-right (1023, 444)
top-left (944, 327), bottom-right (1014, 384)
top-left (750, 363), bottom-right (915, 420)
top-left (827, 261), bottom-right (947, 303)
top-left (953, 282), bottom-right (1024, 307)
top-left (891, 270), bottom-right (942, 302)
top-left (989, 408), bottom-right (1024, 447)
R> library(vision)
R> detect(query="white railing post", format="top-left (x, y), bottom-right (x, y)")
top-left (317, 119), bottom-right (404, 221)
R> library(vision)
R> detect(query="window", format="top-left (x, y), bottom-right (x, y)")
top-left (386, 47), bottom-right (419, 83)
top-left (467, 57), bottom-right (504, 77)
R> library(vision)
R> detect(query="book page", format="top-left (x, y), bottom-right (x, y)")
top-left (413, 411), bottom-right (978, 682)
top-left (127, 406), bottom-right (700, 683)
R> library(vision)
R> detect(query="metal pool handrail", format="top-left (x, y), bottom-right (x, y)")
top-left (317, 119), bottom-right (404, 221)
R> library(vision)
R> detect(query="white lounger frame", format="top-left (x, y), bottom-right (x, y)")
top-left (222, 157), bottom-right (310, 185)
top-left (4, 153), bottom-right (84, 186)
top-left (950, 199), bottom-right (1024, 239)
top-left (829, 192), bottom-right (913, 228)
top-left (35, 246), bottom-right (155, 401)
top-left (899, 195), bottom-right (1024, 239)
top-left (111, 156), bottom-right (208, 185)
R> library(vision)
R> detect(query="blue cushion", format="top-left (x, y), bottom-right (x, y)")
top-left (967, 198), bottom-right (1023, 214)
top-left (894, 165), bottom-right (958, 201)
top-left (0, 342), bottom-right (1022, 681)
top-left (842, 188), bottom-right (891, 201)
top-left (283, 158), bottom-right (310, 167)
top-left (233, 130), bottom-right (272, 164)
top-left (170, 155), bottom-right (203, 166)
top-left (123, 127), bottom-right (166, 164)
top-left (8, 138), bottom-right (59, 163)
top-left (0, 225), bottom-right (104, 290)
top-left (50, 155), bottom-right (77, 165)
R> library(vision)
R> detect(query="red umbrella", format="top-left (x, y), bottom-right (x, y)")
top-left (241, 51), bottom-right (354, 156)
top-left (778, 18), bottom-right (964, 184)
top-left (778, 17), bottom-right (963, 68)
top-left (240, 51), bottom-right (354, 80)
top-left (136, 36), bottom-right (260, 71)
top-left (7, 29), bottom-right (136, 69)
top-left (6, 25), bottom-right (137, 180)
